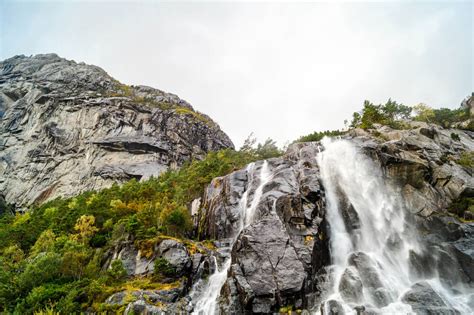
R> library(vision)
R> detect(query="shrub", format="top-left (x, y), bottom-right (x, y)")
top-left (107, 260), bottom-right (127, 282)
top-left (457, 151), bottom-right (474, 169)
top-left (18, 253), bottom-right (63, 292)
top-left (451, 133), bottom-right (461, 141)
top-left (153, 258), bottom-right (176, 278)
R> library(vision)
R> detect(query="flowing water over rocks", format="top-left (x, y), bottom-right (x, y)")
top-left (316, 138), bottom-right (473, 314)
top-left (184, 126), bottom-right (473, 314)
top-left (93, 123), bottom-right (473, 314)
top-left (191, 161), bottom-right (273, 314)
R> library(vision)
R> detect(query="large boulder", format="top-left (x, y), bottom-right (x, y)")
top-left (402, 281), bottom-right (460, 315)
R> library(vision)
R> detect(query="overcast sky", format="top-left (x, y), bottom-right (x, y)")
top-left (1, 1), bottom-right (472, 147)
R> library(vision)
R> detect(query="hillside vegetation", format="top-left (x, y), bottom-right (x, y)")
top-left (295, 98), bottom-right (473, 143)
top-left (0, 145), bottom-right (278, 313)
top-left (0, 97), bottom-right (471, 313)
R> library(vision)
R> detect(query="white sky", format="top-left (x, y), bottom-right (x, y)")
top-left (1, 1), bottom-right (473, 147)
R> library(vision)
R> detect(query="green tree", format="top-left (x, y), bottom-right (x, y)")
top-left (72, 215), bottom-right (99, 244)
top-left (107, 260), bottom-right (127, 282)
top-left (30, 230), bottom-right (56, 257)
top-left (413, 103), bottom-right (435, 123)
top-left (18, 252), bottom-right (63, 292)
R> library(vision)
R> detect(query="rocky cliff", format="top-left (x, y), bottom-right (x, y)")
top-left (0, 54), bottom-right (233, 208)
top-left (101, 122), bottom-right (473, 314)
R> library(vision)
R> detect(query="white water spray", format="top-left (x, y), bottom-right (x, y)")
top-left (191, 160), bottom-right (273, 315)
top-left (316, 137), bottom-right (472, 314)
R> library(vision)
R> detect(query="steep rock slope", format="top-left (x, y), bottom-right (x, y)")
top-left (200, 123), bottom-right (473, 313)
top-left (0, 54), bottom-right (233, 207)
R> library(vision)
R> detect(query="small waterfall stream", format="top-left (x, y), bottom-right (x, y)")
top-left (316, 138), bottom-right (472, 314)
top-left (191, 160), bottom-right (273, 314)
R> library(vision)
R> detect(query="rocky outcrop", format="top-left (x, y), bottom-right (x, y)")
top-left (0, 54), bottom-right (233, 208)
top-left (105, 284), bottom-right (186, 314)
top-left (99, 122), bottom-right (472, 313)
top-left (192, 123), bottom-right (473, 313)
top-left (196, 145), bottom-right (328, 313)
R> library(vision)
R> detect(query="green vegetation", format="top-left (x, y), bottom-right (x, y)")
top-left (294, 129), bottom-right (346, 143)
top-left (154, 258), bottom-right (176, 279)
top-left (107, 82), bottom-right (215, 127)
top-left (174, 107), bottom-right (214, 126)
top-left (451, 133), bottom-right (461, 141)
top-left (348, 99), bottom-right (472, 131)
top-left (448, 196), bottom-right (474, 220)
top-left (240, 134), bottom-right (284, 159)
top-left (350, 99), bottom-right (412, 129)
top-left (0, 146), bottom-right (274, 313)
top-left (296, 98), bottom-right (472, 144)
top-left (413, 103), bottom-right (472, 129)
top-left (457, 151), bottom-right (474, 169)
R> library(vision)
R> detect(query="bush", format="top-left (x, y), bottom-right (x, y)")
top-left (451, 133), bottom-right (461, 141)
top-left (414, 103), bottom-right (470, 129)
top-left (153, 258), bottom-right (176, 278)
top-left (457, 151), bottom-right (474, 169)
top-left (18, 253), bottom-right (63, 292)
top-left (107, 260), bottom-right (127, 282)
top-left (448, 197), bottom-right (474, 219)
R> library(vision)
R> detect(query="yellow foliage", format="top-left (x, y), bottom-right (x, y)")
top-left (73, 215), bottom-right (99, 243)
top-left (13, 212), bottom-right (30, 227)
top-left (3, 244), bottom-right (24, 264)
top-left (86, 194), bottom-right (99, 206)
top-left (67, 198), bottom-right (78, 210)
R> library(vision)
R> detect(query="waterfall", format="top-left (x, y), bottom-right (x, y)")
top-left (316, 138), bottom-right (472, 314)
top-left (191, 160), bottom-right (273, 314)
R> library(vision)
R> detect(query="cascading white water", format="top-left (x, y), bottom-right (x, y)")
top-left (191, 160), bottom-right (273, 315)
top-left (316, 137), bottom-right (472, 314)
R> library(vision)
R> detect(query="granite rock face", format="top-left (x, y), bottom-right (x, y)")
top-left (0, 54), bottom-right (233, 207)
top-left (197, 144), bottom-right (328, 313)
top-left (192, 123), bottom-right (473, 313)
top-left (353, 123), bottom-right (473, 219)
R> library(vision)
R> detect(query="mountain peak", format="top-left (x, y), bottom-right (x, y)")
top-left (0, 53), bottom-right (234, 207)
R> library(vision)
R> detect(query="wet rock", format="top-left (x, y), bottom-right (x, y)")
top-left (218, 275), bottom-right (244, 315)
top-left (401, 281), bottom-right (460, 315)
top-left (408, 249), bottom-right (436, 280)
top-left (198, 168), bottom-right (249, 240)
top-left (231, 215), bottom-right (306, 310)
top-left (348, 252), bottom-right (392, 307)
top-left (322, 300), bottom-right (345, 315)
top-left (339, 267), bottom-right (363, 303)
top-left (354, 305), bottom-right (381, 315)
top-left (337, 195), bottom-right (360, 235)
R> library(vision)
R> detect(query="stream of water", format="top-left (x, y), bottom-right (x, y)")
top-left (316, 138), bottom-right (472, 314)
top-left (191, 160), bottom-right (273, 315)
